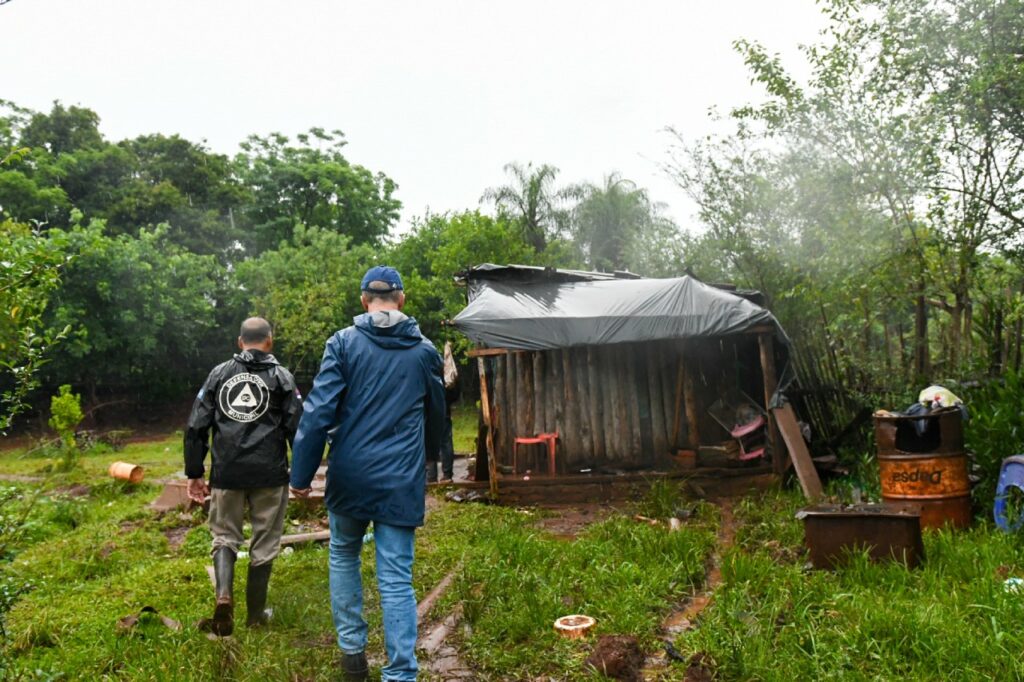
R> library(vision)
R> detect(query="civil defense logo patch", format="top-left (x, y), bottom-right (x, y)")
top-left (218, 373), bottom-right (270, 423)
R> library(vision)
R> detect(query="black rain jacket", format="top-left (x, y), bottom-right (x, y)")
top-left (184, 349), bottom-right (302, 489)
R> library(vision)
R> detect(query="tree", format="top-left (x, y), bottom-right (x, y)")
top-left (234, 225), bottom-right (376, 376)
top-left (573, 172), bottom-right (678, 274)
top-left (389, 211), bottom-right (547, 345)
top-left (233, 129), bottom-right (401, 253)
top-left (0, 146), bottom-right (71, 432)
top-left (481, 162), bottom-right (579, 252)
top-left (43, 216), bottom-right (223, 401)
top-left (0, 217), bottom-right (69, 434)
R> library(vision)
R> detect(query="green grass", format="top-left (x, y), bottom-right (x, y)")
top-left (0, 434), bottom-right (186, 480)
top-left (450, 402), bottom-right (477, 454)
top-left (676, 491), bottom-right (1024, 681)
top-left (6, 429), bottom-right (1024, 680)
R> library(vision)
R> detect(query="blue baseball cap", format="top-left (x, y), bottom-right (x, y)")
top-left (361, 265), bottom-right (404, 292)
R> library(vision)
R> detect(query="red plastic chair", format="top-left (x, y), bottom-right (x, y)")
top-left (513, 432), bottom-right (559, 475)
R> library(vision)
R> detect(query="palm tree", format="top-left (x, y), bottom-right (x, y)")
top-left (574, 173), bottom-right (652, 271)
top-left (481, 162), bottom-right (578, 252)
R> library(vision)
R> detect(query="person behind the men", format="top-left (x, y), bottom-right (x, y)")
top-left (183, 317), bottom-right (302, 637)
top-left (290, 266), bottom-right (444, 682)
top-left (426, 341), bottom-right (460, 484)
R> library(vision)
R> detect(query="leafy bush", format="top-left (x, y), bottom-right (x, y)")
top-left (48, 384), bottom-right (83, 471)
top-left (964, 371), bottom-right (1024, 513)
top-left (47, 384), bottom-right (82, 448)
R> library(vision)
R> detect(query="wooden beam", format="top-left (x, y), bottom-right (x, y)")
top-left (468, 347), bottom-right (517, 358)
top-left (758, 333), bottom-right (785, 473)
top-left (477, 357), bottom-right (499, 499)
top-left (772, 403), bottom-right (823, 501)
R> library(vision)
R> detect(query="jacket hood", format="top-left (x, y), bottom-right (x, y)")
top-left (233, 348), bottom-right (281, 369)
top-left (353, 311), bottom-right (423, 349)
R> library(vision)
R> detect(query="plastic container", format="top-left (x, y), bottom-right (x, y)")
top-left (109, 461), bottom-right (144, 484)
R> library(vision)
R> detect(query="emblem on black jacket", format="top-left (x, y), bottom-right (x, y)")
top-left (218, 373), bottom-right (270, 422)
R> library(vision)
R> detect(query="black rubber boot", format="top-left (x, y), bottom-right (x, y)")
top-left (199, 546), bottom-right (235, 637)
top-left (245, 561), bottom-right (273, 627)
top-left (341, 652), bottom-right (369, 681)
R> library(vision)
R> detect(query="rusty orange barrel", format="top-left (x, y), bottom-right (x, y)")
top-left (874, 407), bottom-right (971, 530)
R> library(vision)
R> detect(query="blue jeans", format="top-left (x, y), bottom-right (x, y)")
top-left (329, 512), bottom-right (418, 681)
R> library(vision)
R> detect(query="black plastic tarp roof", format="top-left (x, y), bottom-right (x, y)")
top-left (452, 271), bottom-right (783, 351)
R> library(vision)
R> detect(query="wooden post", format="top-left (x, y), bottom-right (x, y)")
top-left (532, 351), bottom-right (545, 432)
top-left (560, 349), bottom-right (577, 474)
top-left (682, 350), bottom-right (701, 451)
top-left (587, 346), bottom-right (606, 462)
top-left (477, 357), bottom-right (499, 499)
top-left (670, 353), bottom-right (686, 450)
top-left (758, 333), bottom-right (785, 473)
top-left (646, 348), bottom-right (668, 460)
top-left (573, 348), bottom-right (593, 470)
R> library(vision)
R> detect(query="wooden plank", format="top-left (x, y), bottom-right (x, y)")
top-left (758, 333), bottom-right (785, 473)
top-left (622, 346), bottom-right (643, 461)
top-left (573, 347), bottom-right (593, 469)
top-left (468, 347), bottom-right (515, 358)
top-left (603, 345), bottom-right (623, 461)
top-left (560, 348), bottom-right (577, 473)
top-left (633, 348), bottom-right (655, 465)
top-left (477, 357), bottom-right (499, 499)
top-left (495, 354), bottom-right (509, 466)
top-left (682, 348), bottom-right (701, 451)
top-left (646, 347), bottom-right (668, 460)
top-left (772, 403), bottom-right (823, 501)
top-left (279, 530), bottom-right (331, 546)
top-left (670, 350), bottom-right (685, 449)
top-left (523, 351), bottom-right (535, 438)
top-left (532, 351), bottom-right (545, 433)
top-left (587, 346), bottom-right (606, 462)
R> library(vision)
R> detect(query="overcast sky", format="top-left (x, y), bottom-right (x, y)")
top-left (1, 0), bottom-right (824, 232)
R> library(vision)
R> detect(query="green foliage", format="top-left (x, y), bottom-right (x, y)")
top-left (235, 225), bottom-right (375, 375)
top-left (668, 0), bottom-right (1024, 395)
top-left (389, 210), bottom-right (544, 345)
top-left (43, 217), bottom-right (222, 395)
top-left (964, 371), bottom-right (1024, 512)
top-left (481, 162), bottom-right (580, 252)
top-left (0, 164), bottom-right (71, 433)
top-left (573, 172), bottom-right (681, 275)
top-left (234, 129), bottom-right (401, 253)
top-left (47, 384), bottom-right (82, 452)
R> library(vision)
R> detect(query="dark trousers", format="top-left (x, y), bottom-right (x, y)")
top-left (426, 412), bottom-right (455, 481)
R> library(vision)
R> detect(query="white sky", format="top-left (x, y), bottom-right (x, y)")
top-left (0, 0), bottom-right (824, 232)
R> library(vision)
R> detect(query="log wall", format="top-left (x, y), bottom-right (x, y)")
top-left (488, 340), bottom-right (720, 472)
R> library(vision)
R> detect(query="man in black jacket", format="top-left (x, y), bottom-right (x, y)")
top-left (184, 317), bottom-right (302, 636)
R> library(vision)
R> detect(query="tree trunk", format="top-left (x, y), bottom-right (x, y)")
top-left (914, 287), bottom-right (930, 381)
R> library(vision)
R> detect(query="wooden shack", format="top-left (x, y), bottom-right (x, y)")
top-left (452, 265), bottom-right (794, 502)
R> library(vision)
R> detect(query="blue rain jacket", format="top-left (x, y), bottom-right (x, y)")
top-left (290, 312), bottom-right (445, 527)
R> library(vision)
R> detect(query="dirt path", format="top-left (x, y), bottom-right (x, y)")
top-left (643, 499), bottom-right (737, 680)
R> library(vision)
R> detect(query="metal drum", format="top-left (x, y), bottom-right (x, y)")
top-left (874, 407), bottom-right (971, 530)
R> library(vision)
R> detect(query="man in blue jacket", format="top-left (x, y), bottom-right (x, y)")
top-left (290, 266), bottom-right (445, 682)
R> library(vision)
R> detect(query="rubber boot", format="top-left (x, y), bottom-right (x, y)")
top-left (199, 546), bottom-right (235, 636)
top-left (245, 561), bottom-right (273, 627)
top-left (341, 652), bottom-right (369, 681)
